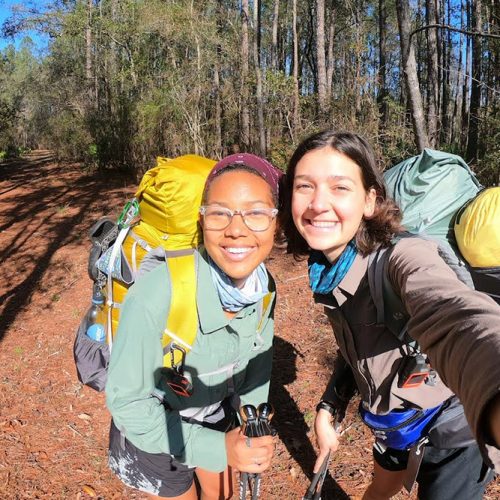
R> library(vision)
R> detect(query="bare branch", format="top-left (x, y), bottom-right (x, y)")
top-left (411, 23), bottom-right (500, 40)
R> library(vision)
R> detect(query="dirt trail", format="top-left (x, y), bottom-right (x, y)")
top-left (0, 153), bottom-right (497, 499)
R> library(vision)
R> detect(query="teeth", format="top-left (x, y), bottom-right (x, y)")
top-left (226, 247), bottom-right (251, 254)
top-left (310, 221), bottom-right (337, 228)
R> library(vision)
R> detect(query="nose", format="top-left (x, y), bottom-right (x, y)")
top-left (307, 185), bottom-right (330, 212)
top-left (224, 212), bottom-right (248, 237)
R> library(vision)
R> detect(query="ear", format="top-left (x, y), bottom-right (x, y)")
top-left (363, 188), bottom-right (377, 218)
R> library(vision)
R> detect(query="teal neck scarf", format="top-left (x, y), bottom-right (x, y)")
top-left (308, 240), bottom-right (358, 294)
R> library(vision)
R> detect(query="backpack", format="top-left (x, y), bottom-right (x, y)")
top-left (369, 149), bottom-right (499, 337)
top-left (74, 154), bottom-right (216, 391)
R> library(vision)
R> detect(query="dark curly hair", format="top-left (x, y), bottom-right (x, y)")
top-left (280, 130), bottom-right (403, 259)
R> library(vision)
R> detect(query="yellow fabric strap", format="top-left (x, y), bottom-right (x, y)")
top-left (162, 252), bottom-right (198, 368)
top-left (258, 293), bottom-right (273, 333)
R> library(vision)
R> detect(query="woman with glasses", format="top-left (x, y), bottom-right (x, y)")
top-left (106, 153), bottom-right (282, 499)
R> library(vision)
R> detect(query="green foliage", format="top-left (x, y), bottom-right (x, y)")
top-left (376, 98), bottom-right (417, 169)
top-left (475, 111), bottom-right (500, 187)
top-left (0, 0), bottom-right (497, 175)
top-left (45, 111), bottom-right (93, 163)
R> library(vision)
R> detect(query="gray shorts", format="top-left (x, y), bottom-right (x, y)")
top-left (373, 443), bottom-right (494, 500)
top-left (108, 399), bottom-right (237, 497)
top-left (109, 420), bottom-right (194, 497)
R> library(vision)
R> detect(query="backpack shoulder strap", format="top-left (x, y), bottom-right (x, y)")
top-left (367, 244), bottom-right (412, 344)
top-left (162, 248), bottom-right (198, 368)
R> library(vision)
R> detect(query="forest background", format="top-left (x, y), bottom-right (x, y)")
top-left (0, 0), bottom-right (499, 184)
top-left (0, 2), bottom-right (499, 497)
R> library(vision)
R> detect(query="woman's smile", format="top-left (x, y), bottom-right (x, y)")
top-left (221, 246), bottom-right (255, 261)
top-left (306, 219), bottom-right (339, 229)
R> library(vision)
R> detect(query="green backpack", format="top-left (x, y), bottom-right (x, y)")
top-left (368, 149), bottom-right (488, 356)
top-left (384, 149), bottom-right (482, 284)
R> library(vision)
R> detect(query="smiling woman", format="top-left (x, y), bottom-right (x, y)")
top-left (105, 153), bottom-right (282, 500)
top-left (201, 169), bottom-right (277, 288)
top-left (280, 130), bottom-right (500, 500)
top-left (291, 148), bottom-right (376, 263)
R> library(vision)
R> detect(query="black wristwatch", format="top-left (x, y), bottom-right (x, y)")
top-left (316, 400), bottom-right (338, 418)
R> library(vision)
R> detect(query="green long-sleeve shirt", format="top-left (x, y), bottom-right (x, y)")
top-left (105, 249), bottom-right (275, 472)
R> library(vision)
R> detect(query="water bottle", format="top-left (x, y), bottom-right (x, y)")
top-left (85, 286), bottom-right (106, 342)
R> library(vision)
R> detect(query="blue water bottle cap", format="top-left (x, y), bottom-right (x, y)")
top-left (87, 323), bottom-right (106, 342)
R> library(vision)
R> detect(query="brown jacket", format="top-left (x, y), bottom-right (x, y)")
top-left (316, 237), bottom-right (500, 470)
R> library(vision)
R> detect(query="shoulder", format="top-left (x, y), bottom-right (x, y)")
top-left (123, 263), bottom-right (171, 313)
top-left (391, 235), bottom-right (439, 258)
top-left (382, 236), bottom-right (465, 302)
top-left (387, 236), bottom-right (448, 274)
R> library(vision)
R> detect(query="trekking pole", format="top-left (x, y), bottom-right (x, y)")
top-left (302, 418), bottom-right (349, 500)
top-left (256, 402), bottom-right (275, 437)
top-left (249, 403), bottom-right (275, 500)
top-left (302, 452), bottom-right (331, 500)
top-left (239, 405), bottom-right (259, 500)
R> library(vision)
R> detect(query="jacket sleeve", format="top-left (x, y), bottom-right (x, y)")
top-left (321, 352), bottom-right (358, 419)
top-left (388, 237), bottom-right (500, 470)
top-left (238, 300), bottom-right (275, 410)
top-left (105, 282), bottom-right (228, 472)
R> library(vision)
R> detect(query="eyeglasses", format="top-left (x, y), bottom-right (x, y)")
top-left (199, 205), bottom-right (278, 232)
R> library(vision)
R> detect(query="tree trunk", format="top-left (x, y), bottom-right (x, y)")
top-left (461, 0), bottom-right (471, 150)
top-left (253, 0), bottom-right (266, 156)
top-left (378, 0), bottom-right (389, 130)
top-left (354, 4), bottom-right (363, 117)
top-left (241, 0), bottom-right (250, 149)
top-left (326, 2), bottom-right (335, 98)
top-left (214, 0), bottom-right (223, 155)
top-left (292, 0), bottom-right (300, 135)
top-left (396, 0), bottom-right (430, 150)
top-left (466, 0), bottom-right (482, 162)
top-left (316, 0), bottom-right (328, 114)
top-left (451, 17), bottom-right (464, 146)
top-left (271, 0), bottom-right (280, 71)
top-left (426, 0), bottom-right (439, 147)
top-left (85, 0), bottom-right (93, 91)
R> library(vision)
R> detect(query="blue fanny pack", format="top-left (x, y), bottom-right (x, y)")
top-left (360, 403), bottom-right (443, 450)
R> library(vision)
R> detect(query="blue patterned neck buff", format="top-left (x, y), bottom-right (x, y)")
top-left (308, 240), bottom-right (358, 294)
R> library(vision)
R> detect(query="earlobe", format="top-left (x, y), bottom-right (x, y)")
top-left (363, 189), bottom-right (377, 218)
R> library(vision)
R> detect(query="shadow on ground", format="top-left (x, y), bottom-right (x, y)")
top-left (0, 152), bottom-right (135, 341)
top-left (270, 335), bottom-right (350, 499)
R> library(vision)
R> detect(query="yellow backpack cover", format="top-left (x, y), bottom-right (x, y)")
top-left (454, 187), bottom-right (500, 268)
top-left (75, 154), bottom-right (216, 391)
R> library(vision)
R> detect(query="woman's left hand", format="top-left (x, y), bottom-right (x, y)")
top-left (225, 426), bottom-right (275, 473)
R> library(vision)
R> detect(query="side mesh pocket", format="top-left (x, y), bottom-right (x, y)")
top-left (73, 317), bottom-right (110, 392)
top-left (87, 218), bottom-right (118, 282)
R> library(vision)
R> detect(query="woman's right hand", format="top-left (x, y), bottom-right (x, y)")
top-left (225, 426), bottom-right (275, 474)
top-left (313, 408), bottom-right (340, 473)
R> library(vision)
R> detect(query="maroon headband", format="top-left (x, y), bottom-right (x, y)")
top-left (206, 153), bottom-right (283, 199)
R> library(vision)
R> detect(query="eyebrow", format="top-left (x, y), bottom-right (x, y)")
top-left (294, 174), bottom-right (355, 183)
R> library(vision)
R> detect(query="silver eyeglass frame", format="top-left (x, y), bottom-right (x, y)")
top-left (199, 205), bottom-right (278, 232)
